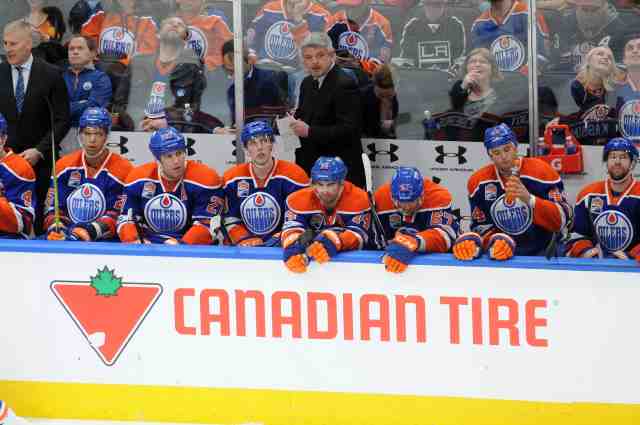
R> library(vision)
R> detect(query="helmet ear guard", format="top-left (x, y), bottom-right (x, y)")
top-left (149, 127), bottom-right (187, 161)
top-left (391, 167), bottom-right (423, 203)
top-left (311, 157), bottom-right (348, 183)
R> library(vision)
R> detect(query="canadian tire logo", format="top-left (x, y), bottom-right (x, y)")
top-left (51, 267), bottom-right (162, 366)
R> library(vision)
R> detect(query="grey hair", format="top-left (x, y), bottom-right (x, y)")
top-left (4, 19), bottom-right (32, 37)
top-left (299, 32), bottom-right (334, 52)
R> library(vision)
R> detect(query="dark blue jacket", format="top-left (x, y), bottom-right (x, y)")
top-left (63, 65), bottom-right (112, 127)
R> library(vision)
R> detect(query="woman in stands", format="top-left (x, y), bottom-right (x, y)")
top-left (571, 45), bottom-right (617, 112)
top-left (361, 64), bottom-right (399, 139)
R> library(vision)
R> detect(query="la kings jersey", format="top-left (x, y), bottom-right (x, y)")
top-left (399, 14), bottom-right (466, 70)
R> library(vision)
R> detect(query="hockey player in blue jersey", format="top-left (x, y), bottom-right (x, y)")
top-left (117, 126), bottom-right (224, 244)
top-left (566, 137), bottom-right (640, 260)
top-left (223, 120), bottom-right (309, 247)
top-left (375, 167), bottom-right (458, 273)
top-left (0, 113), bottom-right (36, 239)
top-left (45, 107), bottom-right (133, 241)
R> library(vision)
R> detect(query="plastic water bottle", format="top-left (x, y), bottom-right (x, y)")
top-left (537, 137), bottom-right (550, 155)
top-left (564, 134), bottom-right (577, 155)
top-left (423, 110), bottom-right (438, 140)
top-left (183, 103), bottom-right (193, 123)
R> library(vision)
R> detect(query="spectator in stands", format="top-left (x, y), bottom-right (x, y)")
top-left (449, 48), bottom-right (502, 117)
top-left (175, 0), bottom-right (233, 70)
top-left (470, 0), bottom-right (550, 73)
top-left (397, 0), bottom-right (467, 72)
top-left (328, 0), bottom-right (393, 65)
top-left (69, 0), bottom-right (103, 34)
top-left (553, 0), bottom-right (627, 72)
top-left (361, 64), bottom-right (398, 138)
top-left (615, 34), bottom-right (640, 140)
top-left (60, 35), bottom-right (112, 155)
top-left (112, 16), bottom-right (206, 132)
top-left (247, 0), bottom-right (334, 69)
top-left (571, 45), bottom-right (616, 111)
top-left (215, 40), bottom-right (288, 134)
top-left (81, 0), bottom-right (159, 66)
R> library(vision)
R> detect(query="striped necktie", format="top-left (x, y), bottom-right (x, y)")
top-left (15, 66), bottom-right (25, 114)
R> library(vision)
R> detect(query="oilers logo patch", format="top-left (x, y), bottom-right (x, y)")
top-left (338, 31), bottom-right (370, 61)
top-left (485, 183), bottom-right (497, 201)
top-left (68, 171), bottom-right (82, 188)
top-left (265, 21), bottom-right (297, 61)
top-left (490, 194), bottom-right (533, 235)
top-left (67, 183), bottom-right (107, 223)
top-left (589, 196), bottom-right (603, 214)
top-left (389, 213), bottom-right (402, 228)
top-left (99, 26), bottom-right (136, 59)
top-left (618, 100), bottom-right (640, 140)
top-left (490, 35), bottom-right (525, 72)
top-left (237, 180), bottom-right (250, 197)
top-left (83, 81), bottom-right (93, 91)
top-left (594, 210), bottom-right (633, 252)
top-left (144, 193), bottom-right (188, 233)
top-left (186, 26), bottom-right (208, 60)
top-left (240, 191), bottom-right (280, 235)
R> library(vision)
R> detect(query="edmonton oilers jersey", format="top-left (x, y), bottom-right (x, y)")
top-left (375, 179), bottom-right (459, 252)
top-left (328, 9), bottom-right (393, 63)
top-left (250, 1), bottom-right (333, 68)
top-left (223, 159), bottom-right (309, 244)
top-left (144, 66), bottom-right (172, 119)
top-left (0, 151), bottom-right (35, 239)
top-left (118, 161), bottom-right (224, 244)
top-left (45, 151), bottom-right (133, 239)
top-left (282, 182), bottom-right (371, 250)
top-left (470, 1), bottom-right (548, 72)
top-left (467, 157), bottom-right (570, 256)
top-left (568, 179), bottom-right (640, 258)
top-left (616, 79), bottom-right (640, 141)
top-left (178, 13), bottom-right (232, 70)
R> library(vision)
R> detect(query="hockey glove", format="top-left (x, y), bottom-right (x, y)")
top-left (383, 229), bottom-right (420, 273)
top-left (452, 232), bottom-right (483, 261)
top-left (283, 237), bottom-right (308, 273)
top-left (68, 221), bottom-right (109, 242)
top-left (263, 232), bottom-right (281, 247)
top-left (307, 229), bottom-right (342, 264)
top-left (488, 233), bottom-right (515, 261)
top-left (47, 224), bottom-right (68, 241)
top-left (238, 236), bottom-right (264, 247)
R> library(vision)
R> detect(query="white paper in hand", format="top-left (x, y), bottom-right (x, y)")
top-left (276, 116), bottom-right (301, 152)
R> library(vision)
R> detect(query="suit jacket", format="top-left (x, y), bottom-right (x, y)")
top-left (0, 57), bottom-right (71, 168)
top-left (294, 64), bottom-right (365, 188)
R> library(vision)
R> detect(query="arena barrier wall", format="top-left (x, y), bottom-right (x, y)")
top-left (0, 240), bottom-right (639, 425)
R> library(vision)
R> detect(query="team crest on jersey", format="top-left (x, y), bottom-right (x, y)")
top-left (338, 31), bottom-right (369, 61)
top-left (67, 183), bottom-right (107, 223)
top-left (582, 104), bottom-right (612, 122)
top-left (69, 171), bottom-right (82, 188)
top-left (99, 26), bottom-right (136, 59)
top-left (142, 182), bottom-right (156, 199)
top-left (485, 183), bottom-right (497, 201)
top-left (186, 26), bottom-right (208, 60)
top-left (490, 35), bottom-right (525, 72)
top-left (490, 194), bottom-right (533, 235)
top-left (145, 82), bottom-right (168, 117)
top-left (83, 81), bottom-right (93, 91)
top-left (265, 21), bottom-right (297, 61)
top-left (310, 213), bottom-right (324, 230)
top-left (618, 100), bottom-right (640, 140)
top-left (389, 213), bottom-right (402, 228)
top-left (240, 192), bottom-right (281, 235)
top-left (472, 206), bottom-right (486, 222)
top-left (590, 196), bottom-right (603, 214)
top-left (144, 193), bottom-right (188, 233)
top-left (237, 180), bottom-right (250, 197)
top-left (594, 210), bottom-right (634, 252)
top-left (418, 40), bottom-right (452, 69)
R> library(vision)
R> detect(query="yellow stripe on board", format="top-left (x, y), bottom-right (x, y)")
top-left (2, 381), bottom-right (639, 425)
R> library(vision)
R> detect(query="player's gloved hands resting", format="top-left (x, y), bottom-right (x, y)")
top-left (487, 233), bottom-right (515, 261)
top-left (238, 236), bottom-right (264, 247)
top-left (263, 232), bottom-right (281, 247)
top-left (47, 224), bottom-right (68, 241)
top-left (452, 232), bottom-right (483, 261)
top-left (283, 236), bottom-right (308, 273)
top-left (67, 222), bottom-right (102, 242)
top-left (383, 229), bottom-right (420, 273)
top-left (306, 229), bottom-right (342, 264)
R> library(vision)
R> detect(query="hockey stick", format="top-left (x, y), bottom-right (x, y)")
top-left (361, 153), bottom-right (387, 248)
top-left (45, 97), bottom-right (62, 233)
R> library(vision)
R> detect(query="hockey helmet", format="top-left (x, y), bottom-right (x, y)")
top-left (602, 137), bottom-right (639, 162)
top-left (241, 120), bottom-right (274, 147)
top-left (391, 167), bottom-right (423, 203)
top-left (79, 107), bottom-right (112, 134)
top-left (0, 113), bottom-right (6, 136)
top-left (484, 123), bottom-right (518, 152)
top-left (311, 156), bottom-right (347, 183)
top-left (149, 127), bottom-right (187, 161)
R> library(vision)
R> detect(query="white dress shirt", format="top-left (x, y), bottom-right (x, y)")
top-left (11, 54), bottom-right (34, 95)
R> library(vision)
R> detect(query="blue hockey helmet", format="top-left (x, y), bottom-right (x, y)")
top-left (311, 156), bottom-right (347, 183)
top-left (602, 137), bottom-right (639, 162)
top-left (241, 120), bottom-right (274, 147)
top-left (0, 113), bottom-right (6, 136)
top-left (149, 127), bottom-right (187, 160)
top-left (79, 107), bottom-right (112, 134)
top-left (391, 167), bottom-right (424, 202)
top-left (484, 123), bottom-right (518, 152)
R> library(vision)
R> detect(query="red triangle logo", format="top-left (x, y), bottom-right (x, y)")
top-left (51, 270), bottom-right (162, 366)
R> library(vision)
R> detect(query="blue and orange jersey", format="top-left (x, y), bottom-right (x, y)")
top-left (375, 179), bottom-right (459, 253)
top-left (615, 78), bottom-right (640, 140)
top-left (117, 160), bottom-right (224, 245)
top-left (0, 150), bottom-right (35, 239)
top-left (467, 157), bottom-right (570, 256)
top-left (282, 181), bottom-right (371, 251)
top-left (44, 150), bottom-right (133, 240)
top-left (81, 11), bottom-right (159, 65)
top-left (223, 159), bottom-right (309, 245)
top-left (567, 178), bottom-right (640, 258)
top-left (177, 12), bottom-right (232, 70)
top-left (328, 8), bottom-right (393, 64)
top-left (470, 0), bottom-right (548, 73)
top-left (249, 0), bottom-right (333, 68)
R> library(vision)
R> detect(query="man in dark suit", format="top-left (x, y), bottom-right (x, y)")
top-left (290, 32), bottom-right (365, 188)
top-left (1, 20), bottom-right (71, 233)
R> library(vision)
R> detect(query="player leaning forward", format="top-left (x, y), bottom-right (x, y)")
top-left (453, 123), bottom-right (572, 260)
top-left (45, 107), bottom-right (132, 241)
top-left (281, 156), bottom-right (371, 273)
top-left (117, 126), bottom-right (224, 244)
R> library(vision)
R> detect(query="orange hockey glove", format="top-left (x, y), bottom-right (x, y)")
top-left (487, 233), bottom-right (515, 261)
top-left (238, 237), bottom-right (264, 247)
top-left (306, 230), bottom-right (342, 264)
top-left (452, 232), bottom-right (483, 261)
